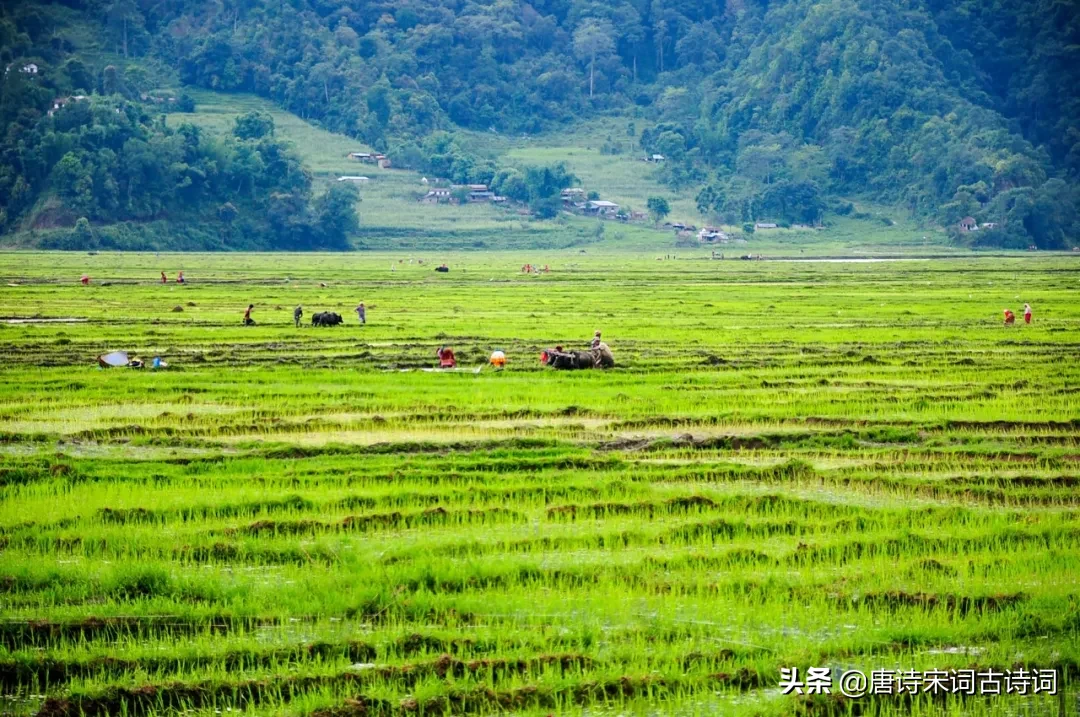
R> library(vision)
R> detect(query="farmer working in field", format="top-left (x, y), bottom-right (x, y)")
top-left (244, 304), bottom-right (255, 326)
top-left (1024, 303), bottom-right (1033, 324)
top-left (177, 271), bottom-right (185, 284)
top-left (437, 346), bottom-right (457, 368)
top-left (1003, 308), bottom-right (1015, 326)
top-left (294, 305), bottom-right (303, 328)
top-left (592, 334), bottom-right (615, 367)
top-left (161, 271), bottom-right (167, 284)
top-left (591, 331), bottom-right (602, 349)
top-left (356, 302), bottom-right (366, 324)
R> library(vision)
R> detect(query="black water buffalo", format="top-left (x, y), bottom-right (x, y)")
top-left (312, 311), bottom-right (344, 327)
top-left (542, 346), bottom-right (615, 370)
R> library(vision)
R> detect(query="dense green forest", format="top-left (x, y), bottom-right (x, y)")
top-left (1, 0), bottom-right (1078, 249)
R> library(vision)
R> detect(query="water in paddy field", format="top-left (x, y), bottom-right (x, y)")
top-left (779, 257), bottom-right (916, 262)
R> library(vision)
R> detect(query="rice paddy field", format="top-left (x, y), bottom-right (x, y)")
top-left (1, 250), bottom-right (1078, 716)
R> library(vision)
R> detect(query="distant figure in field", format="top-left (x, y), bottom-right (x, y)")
top-left (161, 271), bottom-right (167, 284)
top-left (177, 271), bottom-right (185, 284)
top-left (1003, 309), bottom-right (1015, 326)
top-left (294, 305), bottom-right (303, 328)
top-left (356, 302), bottom-right (366, 324)
top-left (1024, 303), bottom-right (1032, 324)
top-left (591, 330), bottom-right (602, 349)
top-left (80, 275), bottom-right (90, 285)
top-left (244, 304), bottom-right (255, 326)
top-left (437, 346), bottom-right (456, 368)
top-left (593, 340), bottom-right (615, 368)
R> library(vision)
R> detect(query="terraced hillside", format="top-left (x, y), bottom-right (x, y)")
top-left (0, 252), bottom-right (1078, 716)
top-left (160, 91), bottom-right (666, 251)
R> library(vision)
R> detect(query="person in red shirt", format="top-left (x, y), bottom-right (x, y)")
top-left (1003, 309), bottom-right (1015, 326)
top-left (1023, 303), bottom-right (1032, 324)
top-left (80, 275), bottom-right (90, 285)
top-left (437, 346), bottom-right (456, 368)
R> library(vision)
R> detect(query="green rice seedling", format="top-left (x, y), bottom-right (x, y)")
top-left (0, 252), bottom-right (1077, 715)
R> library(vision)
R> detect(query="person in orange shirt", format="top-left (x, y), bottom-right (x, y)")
top-left (1003, 309), bottom-right (1015, 326)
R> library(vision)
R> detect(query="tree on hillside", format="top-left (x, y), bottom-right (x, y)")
top-left (366, 81), bottom-right (394, 128)
top-left (573, 19), bottom-right (616, 97)
top-left (314, 183), bottom-right (360, 250)
top-left (675, 23), bottom-right (722, 69)
top-left (233, 111), bottom-right (274, 140)
top-left (491, 168), bottom-right (529, 202)
top-left (101, 65), bottom-right (124, 96)
top-left (647, 196), bottom-right (670, 224)
top-left (74, 217), bottom-right (93, 245)
top-left (106, 0), bottom-right (143, 58)
top-left (524, 162), bottom-right (577, 201)
top-left (695, 184), bottom-right (721, 217)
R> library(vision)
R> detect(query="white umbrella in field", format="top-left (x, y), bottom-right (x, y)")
top-left (97, 351), bottom-right (128, 368)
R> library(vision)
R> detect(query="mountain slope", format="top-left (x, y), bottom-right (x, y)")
top-left (1, 0), bottom-right (1077, 249)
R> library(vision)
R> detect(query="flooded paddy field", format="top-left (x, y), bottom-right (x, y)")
top-left (0, 252), bottom-right (1077, 716)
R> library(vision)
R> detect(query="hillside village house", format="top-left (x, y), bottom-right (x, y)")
top-left (586, 200), bottom-right (619, 217)
top-left (699, 227), bottom-right (728, 243)
top-left (959, 216), bottom-right (978, 231)
top-left (419, 188), bottom-right (452, 203)
top-left (347, 152), bottom-right (391, 168)
top-left (337, 176), bottom-right (369, 184)
top-left (140, 93), bottom-right (177, 104)
top-left (5, 63), bottom-right (40, 75)
top-left (644, 154), bottom-right (665, 163)
top-left (755, 222), bottom-right (778, 229)
top-left (47, 95), bottom-right (88, 116)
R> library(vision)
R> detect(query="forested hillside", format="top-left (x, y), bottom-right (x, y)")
top-left (1, 0), bottom-right (1078, 249)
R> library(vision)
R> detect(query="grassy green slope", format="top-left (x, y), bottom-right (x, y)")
top-left (163, 90), bottom-right (606, 251)
top-left (164, 91), bottom-right (964, 255)
top-left (464, 115), bottom-right (703, 224)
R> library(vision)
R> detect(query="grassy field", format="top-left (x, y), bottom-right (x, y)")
top-left (1, 251), bottom-right (1078, 716)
